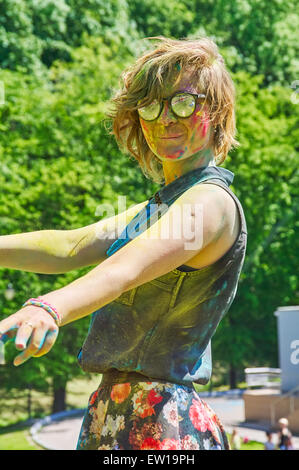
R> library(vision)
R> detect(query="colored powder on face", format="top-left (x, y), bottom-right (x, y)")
top-left (171, 148), bottom-right (186, 160)
top-left (201, 119), bottom-right (209, 138)
top-left (166, 152), bottom-right (184, 160)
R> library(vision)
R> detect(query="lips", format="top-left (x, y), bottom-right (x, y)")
top-left (160, 134), bottom-right (183, 139)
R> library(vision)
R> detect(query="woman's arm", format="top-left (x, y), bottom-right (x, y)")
top-left (0, 200), bottom-right (149, 274)
top-left (0, 230), bottom-right (75, 274)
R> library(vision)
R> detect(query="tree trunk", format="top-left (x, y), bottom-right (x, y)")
top-left (52, 385), bottom-right (67, 414)
top-left (229, 364), bottom-right (237, 389)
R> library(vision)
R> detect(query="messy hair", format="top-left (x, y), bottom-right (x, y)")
top-left (107, 36), bottom-right (240, 184)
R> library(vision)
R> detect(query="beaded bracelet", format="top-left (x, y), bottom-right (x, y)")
top-left (21, 297), bottom-right (61, 327)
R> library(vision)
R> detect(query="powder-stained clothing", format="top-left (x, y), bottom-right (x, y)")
top-left (77, 165), bottom-right (247, 387)
top-left (76, 165), bottom-right (247, 451)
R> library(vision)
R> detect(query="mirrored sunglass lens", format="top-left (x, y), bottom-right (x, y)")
top-left (171, 94), bottom-right (196, 117)
top-left (138, 99), bottom-right (160, 120)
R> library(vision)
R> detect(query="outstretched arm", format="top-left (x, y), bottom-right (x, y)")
top-left (0, 200), bottom-right (149, 273)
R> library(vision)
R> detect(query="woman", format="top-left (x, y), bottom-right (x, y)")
top-left (0, 37), bottom-right (247, 450)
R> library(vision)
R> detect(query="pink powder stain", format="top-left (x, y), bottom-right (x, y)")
top-left (190, 106), bottom-right (209, 134)
top-left (166, 148), bottom-right (185, 160)
top-left (201, 119), bottom-right (209, 138)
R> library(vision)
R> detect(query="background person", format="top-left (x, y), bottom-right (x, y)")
top-left (264, 430), bottom-right (275, 450)
top-left (230, 428), bottom-right (242, 450)
top-left (277, 418), bottom-right (293, 450)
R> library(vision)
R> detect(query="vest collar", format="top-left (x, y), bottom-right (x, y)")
top-left (157, 165), bottom-right (234, 203)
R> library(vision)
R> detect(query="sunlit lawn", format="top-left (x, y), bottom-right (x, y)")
top-left (0, 424), bottom-right (43, 450)
top-left (228, 435), bottom-right (265, 450)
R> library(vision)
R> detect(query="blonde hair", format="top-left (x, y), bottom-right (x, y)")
top-left (106, 36), bottom-right (240, 184)
top-left (278, 418), bottom-right (289, 426)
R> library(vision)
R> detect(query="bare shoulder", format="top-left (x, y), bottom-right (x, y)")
top-left (183, 182), bottom-right (239, 220)
top-left (178, 182), bottom-right (241, 269)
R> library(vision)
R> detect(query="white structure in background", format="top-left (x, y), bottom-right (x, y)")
top-left (275, 306), bottom-right (299, 393)
top-left (243, 306), bottom-right (299, 432)
top-left (245, 367), bottom-right (281, 389)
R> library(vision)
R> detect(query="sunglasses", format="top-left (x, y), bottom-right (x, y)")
top-left (137, 92), bottom-right (206, 121)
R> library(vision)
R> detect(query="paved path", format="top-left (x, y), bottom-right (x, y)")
top-left (32, 397), bottom-right (299, 450)
top-left (32, 416), bottom-right (83, 450)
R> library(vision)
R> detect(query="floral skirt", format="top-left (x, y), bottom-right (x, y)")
top-left (76, 370), bottom-right (230, 450)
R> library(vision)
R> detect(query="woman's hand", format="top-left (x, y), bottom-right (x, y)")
top-left (0, 306), bottom-right (59, 366)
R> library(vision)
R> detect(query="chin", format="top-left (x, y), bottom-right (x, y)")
top-left (156, 150), bottom-right (188, 161)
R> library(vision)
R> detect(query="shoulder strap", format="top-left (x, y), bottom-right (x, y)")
top-left (106, 166), bottom-right (233, 257)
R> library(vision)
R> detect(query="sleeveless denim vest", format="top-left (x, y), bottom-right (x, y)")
top-left (77, 165), bottom-right (247, 387)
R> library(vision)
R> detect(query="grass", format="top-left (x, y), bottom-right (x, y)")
top-left (240, 440), bottom-right (265, 450)
top-left (0, 423), bottom-right (44, 450)
top-left (226, 433), bottom-right (265, 450)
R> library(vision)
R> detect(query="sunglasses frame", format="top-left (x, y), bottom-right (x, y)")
top-left (137, 91), bottom-right (206, 122)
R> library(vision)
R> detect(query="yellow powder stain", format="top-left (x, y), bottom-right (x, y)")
top-left (34, 230), bottom-right (71, 258)
top-left (68, 230), bottom-right (97, 257)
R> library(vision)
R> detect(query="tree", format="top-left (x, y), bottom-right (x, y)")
top-left (0, 0), bottom-right (140, 73)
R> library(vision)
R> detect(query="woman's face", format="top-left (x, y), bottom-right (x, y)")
top-left (139, 70), bottom-right (213, 162)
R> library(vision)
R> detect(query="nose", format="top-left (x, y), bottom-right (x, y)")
top-left (158, 100), bottom-right (177, 125)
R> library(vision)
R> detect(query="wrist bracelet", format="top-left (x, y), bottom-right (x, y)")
top-left (21, 297), bottom-right (61, 327)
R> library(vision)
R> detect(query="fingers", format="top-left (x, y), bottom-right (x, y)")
top-left (14, 326), bottom-right (59, 366)
top-left (0, 328), bottom-right (18, 345)
top-left (32, 328), bottom-right (59, 358)
top-left (0, 316), bottom-right (21, 342)
top-left (15, 322), bottom-right (35, 351)
top-left (0, 308), bottom-right (59, 366)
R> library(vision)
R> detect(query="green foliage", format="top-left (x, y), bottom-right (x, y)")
top-left (128, 0), bottom-right (195, 38)
top-left (0, 0), bottom-right (140, 72)
top-left (190, 0), bottom-right (299, 85)
top-left (1, 0), bottom-right (298, 85)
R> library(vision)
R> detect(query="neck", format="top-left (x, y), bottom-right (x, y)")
top-left (162, 148), bottom-right (216, 185)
